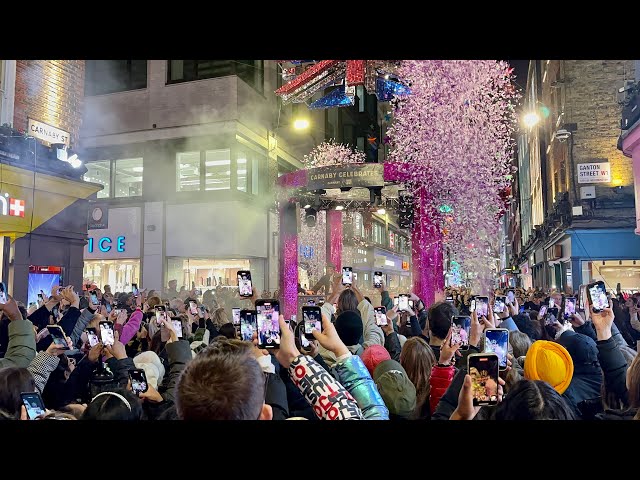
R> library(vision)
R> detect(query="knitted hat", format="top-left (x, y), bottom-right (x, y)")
top-left (133, 351), bottom-right (165, 389)
top-left (335, 310), bottom-right (363, 347)
top-left (524, 340), bottom-right (574, 394)
top-left (361, 345), bottom-right (391, 376)
top-left (556, 332), bottom-right (599, 374)
top-left (373, 360), bottom-right (416, 418)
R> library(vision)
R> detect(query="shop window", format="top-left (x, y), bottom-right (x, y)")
top-left (84, 161), bottom-right (111, 199)
top-left (85, 60), bottom-right (147, 96)
top-left (205, 149), bottom-right (231, 191)
top-left (114, 158), bottom-right (143, 197)
top-left (237, 152), bottom-right (248, 192)
top-left (83, 259), bottom-right (140, 292)
top-left (167, 60), bottom-right (264, 94)
top-left (176, 151), bottom-right (201, 192)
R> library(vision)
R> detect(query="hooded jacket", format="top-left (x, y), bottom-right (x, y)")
top-left (0, 319), bottom-right (36, 369)
top-left (333, 354), bottom-right (389, 420)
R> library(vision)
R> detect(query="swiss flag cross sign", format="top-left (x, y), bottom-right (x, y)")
top-left (9, 198), bottom-right (25, 217)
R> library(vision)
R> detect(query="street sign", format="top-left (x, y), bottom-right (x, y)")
top-left (577, 162), bottom-right (611, 184)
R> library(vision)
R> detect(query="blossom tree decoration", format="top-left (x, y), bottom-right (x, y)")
top-left (387, 60), bottom-right (519, 293)
top-left (303, 139), bottom-right (366, 168)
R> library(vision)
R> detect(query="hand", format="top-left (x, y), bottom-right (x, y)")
top-left (45, 342), bottom-right (67, 357)
top-left (480, 309), bottom-right (495, 330)
top-left (21, 405), bottom-right (50, 420)
top-left (450, 374), bottom-right (505, 420)
top-left (50, 286), bottom-right (63, 302)
top-left (109, 309), bottom-right (118, 323)
top-left (591, 306), bottom-right (615, 341)
top-left (115, 309), bottom-right (128, 325)
top-left (469, 311), bottom-right (482, 347)
top-left (87, 342), bottom-right (103, 363)
top-left (61, 286), bottom-right (80, 309)
top-left (439, 328), bottom-right (462, 365)
top-left (274, 316), bottom-right (300, 369)
top-left (162, 316), bottom-right (178, 343)
top-left (138, 384), bottom-right (163, 403)
top-left (569, 312), bottom-right (585, 328)
top-left (403, 305), bottom-right (416, 316)
top-left (104, 331), bottom-right (127, 360)
top-left (312, 314), bottom-right (350, 358)
top-left (0, 296), bottom-right (24, 321)
top-left (508, 297), bottom-right (519, 316)
top-left (302, 339), bottom-right (320, 358)
top-left (135, 294), bottom-right (142, 309)
top-left (409, 293), bottom-right (421, 303)
top-left (381, 318), bottom-right (394, 336)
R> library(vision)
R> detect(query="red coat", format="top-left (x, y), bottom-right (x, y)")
top-left (429, 364), bottom-right (456, 414)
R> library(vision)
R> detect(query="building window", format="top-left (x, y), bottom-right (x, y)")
top-left (84, 160), bottom-right (111, 198)
top-left (205, 149), bottom-right (231, 191)
top-left (167, 60), bottom-right (264, 93)
top-left (176, 151), bottom-right (201, 192)
top-left (237, 152), bottom-right (248, 192)
top-left (85, 60), bottom-right (147, 96)
top-left (114, 158), bottom-right (143, 198)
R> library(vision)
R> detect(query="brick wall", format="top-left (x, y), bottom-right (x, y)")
top-left (13, 60), bottom-right (85, 144)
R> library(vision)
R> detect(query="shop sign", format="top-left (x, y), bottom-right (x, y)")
top-left (577, 162), bottom-right (611, 184)
top-left (0, 193), bottom-right (25, 217)
top-left (28, 118), bottom-right (70, 146)
top-left (306, 163), bottom-right (384, 190)
top-left (402, 261), bottom-right (410, 270)
top-left (88, 205), bottom-right (109, 230)
top-left (88, 236), bottom-right (126, 253)
top-left (389, 232), bottom-right (395, 249)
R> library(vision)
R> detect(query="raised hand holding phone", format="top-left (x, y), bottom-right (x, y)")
top-left (274, 315), bottom-right (300, 369)
top-left (440, 327), bottom-right (462, 365)
top-left (311, 313), bottom-right (350, 359)
top-left (104, 330), bottom-right (127, 360)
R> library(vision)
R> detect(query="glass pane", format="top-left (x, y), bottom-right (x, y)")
top-left (236, 60), bottom-right (264, 93)
top-left (205, 149), bottom-right (230, 191)
top-left (114, 158), bottom-right (143, 197)
top-left (237, 152), bottom-right (247, 192)
top-left (251, 156), bottom-right (259, 195)
top-left (177, 151), bottom-right (201, 191)
top-left (84, 160), bottom-right (111, 198)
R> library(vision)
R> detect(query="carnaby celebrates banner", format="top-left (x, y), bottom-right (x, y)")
top-left (306, 163), bottom-right (384, 190)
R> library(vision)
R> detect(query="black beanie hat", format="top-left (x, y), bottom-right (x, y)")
top-left (335, 310), bottom-right (363, 347)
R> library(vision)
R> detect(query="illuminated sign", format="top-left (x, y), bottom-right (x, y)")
top-left (389, 232), bottom-right (395, 249)
top-left (299, 245), bottom-right (314, 258)
top-left (402, 261), bottom-right (410, 270)
top-left (385, 260), bottom-right (395, 267)
top-left (88, 236), bottom-right (126, 253)
top-left (0, 193), bottom-right (25, 217)
top-left (28, 118), bottom-right (70, 146)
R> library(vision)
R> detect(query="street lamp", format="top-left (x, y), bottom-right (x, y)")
top-left (523, 112), bottom-right (541, 128)
top-left (293, 118), bottom-right (310, 130)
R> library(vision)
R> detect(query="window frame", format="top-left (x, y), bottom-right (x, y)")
top-left (84, 158), bottom-right (144, 198)
top-left (85, 60), bottom-right (148, 96)
top-left (166, 60), bottom-right (264, 94)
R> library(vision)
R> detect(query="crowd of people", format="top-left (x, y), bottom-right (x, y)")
top-left (0, 271), bottom-right (638, 421)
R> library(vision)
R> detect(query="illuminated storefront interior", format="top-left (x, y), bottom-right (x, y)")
top-left (83, 259), bottom-right (140, 292)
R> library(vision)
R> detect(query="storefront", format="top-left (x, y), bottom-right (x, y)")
top-left (83, 206), bottom-right (142, 292)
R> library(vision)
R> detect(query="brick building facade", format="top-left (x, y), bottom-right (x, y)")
top-left (13, 60), bottom-right (85, 143)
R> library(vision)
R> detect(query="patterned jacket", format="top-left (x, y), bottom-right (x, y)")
top-left (28, 351), bottom-right (61, 393)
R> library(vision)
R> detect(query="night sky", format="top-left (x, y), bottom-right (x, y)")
top-left (506, 59), bottom-right (530, 93)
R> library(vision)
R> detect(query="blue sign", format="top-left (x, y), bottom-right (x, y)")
top-left (88, 236), bottom-right (126, 253)
top-left (299, 245), bottom-right (314, 258)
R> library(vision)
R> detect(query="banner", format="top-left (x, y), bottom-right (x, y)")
top-left (306, 163), bottom-right (384, 190)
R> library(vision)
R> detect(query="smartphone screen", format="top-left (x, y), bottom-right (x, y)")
top-left (587, 281), bottom-right (608, 313)
top-left (539, 305), bottom-right (548, 317)
top-left (468, 354), bottom-right (499, 406)
top-left (132, 283), bottom-right (139, 297)
top-left (493, 296), bottom-right (506, 314)
top-left (232, 307), bottom-right (241, 326)
top-left (506, 290), bottom-right (515, 304)
top-left (548, 298), bottom-right (555, 309)
top-left (0, 282), bottom-right (6, 304)
top-left (470, 299), bottom-right (477, 312)
top-left (475, 296), bottom-right (489, 317)
top-left (452, 316), bottom-right (471, 349)
top-left (374, 306), bottom-right (388, 327)
top-left (240, 309), bottom-right (256, 342)
top-left (564, 297), bottom-right (576, 318)
top-left (21, 392), bottom-right (46, 419)
top-left (237, 270), bottom-right (253, 297)
top-left (484, 328), bottom-right (509, 370)
top-left (256, 301), bottom-right (280, 348)
top-left (129, 369), bottom-right (148, 395)
top-left (189, 301), bottom-right (198, 315)
top-left (155, 306), bottom-right (167, 325)
top-left (90, 291), bottom-right (100, 306)
top-left (86, 328), bottom-right (100, 348)
top-left (105, 303), bottom-right (112, 314)
top-left (100, 322), bottom-right (115, 346)
top-left (342, 267), bottom-right (353, 286)
top-left (446, 296), bottom-right (454, 305)
top-left (393, 297), bottom-right (399, 307)
top-left (302, 306), bottom-right (322, 340)
top-left (48, 326), bottom-right (69, 350)
top-left (373, 271), bottom-right (383, 288)
top-left (409, 300), bottom-right (414, 308)
top-left (399, 294), bottom-right (409, 311)
top-left (171, 319), bottom-right (183, 338)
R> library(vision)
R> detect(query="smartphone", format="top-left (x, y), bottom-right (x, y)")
top-left (240, 309), bottom-right (257, 342)
top-left (90, 290), bottom-right (100, 306)
top-left (105, 302), bottom-right (112, 314)
top-left (374, 306), bottom-right (388, 327)
top-left (467, 353), bottom-right (499, 406)
top-left (564, 297), bottom-right (576, 318)
top-left (409, 300), bottom-right (415, 309)
top-left (38, 293), bottom-right (44, 301)
top-left (373, 271), bottom-right (383, 289)
top-left (475, 296), bottom-right (489, 317)
top-left (506, 290), bottom-right (515, 304)
top-left (86, 327), bottom-right (100, 348)
top-left (548, 298), bottom-right (555, 309)
top-left (155, 305), bottom-right (167, 325)
top-left (132, 283), bottom-right (139, 297)
top-left (452, 316), bottom-right (471, 350)
top-left (539, 305), bottom-right (548, 317)
top-left (199, 305), bottom-right (206, 316)
top-left (47, 325), bottom-right (69, 350)
top-left (232, 307), bottom-right (241, 326)
top-left (342, 267), bottom-right (353, 286)
top-left (493, 296), bottom-right (506, 314)
top-left (171, 318), bottom-right (183, 338)
top-left (0, 282), bottom-right (6, 304)
top-left (52, 305), bottom-right (59, 319)
top-left (99, 321), bottom-right (115, 346)
top-left (302, 305), bottom-right (322, 340)
top-left (255, 300), bottom-right (281, 349)
top-left (128, 369), bottom-right (148, 395)
top-left (483, 328), bottom-right (509, 370)
top-left (446, 296), bottom-right (454, 305)
top-left (399, 294), bottom-right (409, 311)
top-left (21, 392), bottom-right (46, 419)
top-left (587, 281), bottom-right (608, 313)
top-left (237, 270), bottom-right (253, 297)
top-left (470, 299), bottom-right (477, 312)
top-left (189, 300), bottom-right (198, 316)
top-left (393, 296), bottom-right (399, 308)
